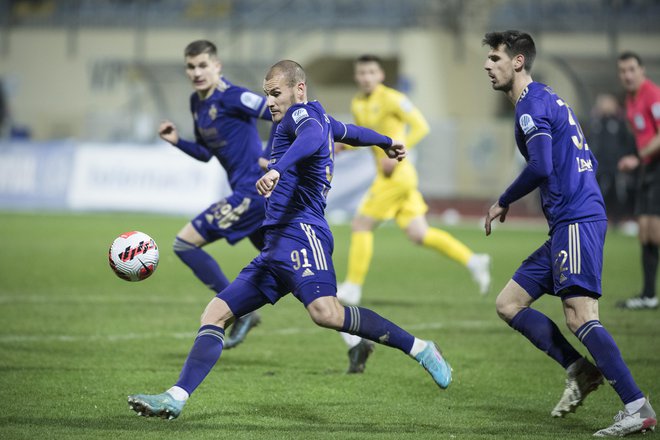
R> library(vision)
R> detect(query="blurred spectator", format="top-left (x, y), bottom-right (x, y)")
top-left (587, 93), bottom-right (637, 225)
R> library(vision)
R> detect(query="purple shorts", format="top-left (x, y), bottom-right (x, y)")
top-left (191, 191), bottom-right (266, 245)
top-left (513, 220), bottom-right (607, 299)
top-left (217, 222), bottom-right (337, 316)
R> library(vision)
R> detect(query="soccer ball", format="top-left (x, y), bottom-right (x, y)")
top-left (108, 231), bottom-right (159, 281)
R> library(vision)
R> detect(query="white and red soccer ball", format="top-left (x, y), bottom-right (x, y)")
top-left (108, 231), bottom-right (159, 281)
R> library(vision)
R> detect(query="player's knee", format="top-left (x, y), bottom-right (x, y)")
top-left (200, 298), bottom-right (232, 328)
top-left (307, 303), bottom-right (342, 329)
top-left (495, 294), bottom-right (522, 322)
top-left (405, 227), bottom-right (426, 245)
top-left (564, 311), bottom-right (592, 333)
top-left (173, 236), bottom-right (197, 256)
top-left (352, 216), bottom-right (374, 232)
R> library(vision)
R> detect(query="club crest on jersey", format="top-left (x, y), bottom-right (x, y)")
top-left (292, 108), bottom-right (309, 124)
top-left (209, 104), bottom-right (218, 121)
top-left (634, 114), bottom-right (645, 130)
top-left (519, 113), bottom-right (537, 135)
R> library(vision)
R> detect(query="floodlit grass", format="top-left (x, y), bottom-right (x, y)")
top-left (0, 211), bottom-right (657, 439)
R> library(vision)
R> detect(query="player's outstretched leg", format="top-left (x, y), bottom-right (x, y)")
top-left (338, 303), bottom-right (452, 389)
top-left (413, 340), bottom-right (452, 389)
top-left (551, 357), bottom-right (604, 417)
top-left (346, 338), bottom-right (375, 374)
top-left (128, 323), bottom-right (226, 420)
top-left (467, 253), bottom-right (492, 295)
top-left (128, 392), bottom-right (185, 420)
top-left (224, 311), bottom-right (261, 349)
top-left (421, 227), bottom-right (492, 295)
top-left (594, 398), bottom-right (657, 437)
top-left (173, 237), bottom-right (230, 292)
top-left (337, 230), bottom-right (373, 306)
top-left (337, 282), bottom-right (362, 306)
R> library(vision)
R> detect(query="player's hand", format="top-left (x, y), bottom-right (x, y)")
top-left (256, 169), bottom-right (280, 198)
top-left (618, 154), bottom-right (640, 172)
top-left (158, 120), bottom-right (179, 145)
top-left (485, 201), bottom-right (509, 236)
top-left (384, 140), bottom-right (407, 161)
top-left (258, 157), bottom-right (270, 172)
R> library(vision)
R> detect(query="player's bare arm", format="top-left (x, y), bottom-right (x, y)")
top-left (159, 120), bottom-right (179, 145)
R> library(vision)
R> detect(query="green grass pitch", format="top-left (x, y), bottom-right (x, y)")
top-left (0, 211), bottom-right (657, 440)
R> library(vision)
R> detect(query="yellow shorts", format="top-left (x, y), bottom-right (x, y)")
top-left (357, 175), bottom-right (428, 229)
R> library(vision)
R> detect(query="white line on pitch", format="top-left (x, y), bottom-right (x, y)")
top-left (0, 320), bottom-right (500, 344)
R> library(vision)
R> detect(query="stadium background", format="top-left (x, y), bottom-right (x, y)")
top-left (1, 3), bottom-right (660, 439)
top-left (1, 0), bottom-right (659, 220)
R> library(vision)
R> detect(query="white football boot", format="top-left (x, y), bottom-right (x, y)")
top-left (551, 357), bottom-right (604, 418)
top-left (593, 398), bottom-right (656, 437)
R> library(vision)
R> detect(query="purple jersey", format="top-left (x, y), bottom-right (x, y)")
top-left (264, 101), bottom-right (335, 229)
top-left (188, 77), bottom-right (271, 195)
top-left (511, 82), bottom-right (607, 232)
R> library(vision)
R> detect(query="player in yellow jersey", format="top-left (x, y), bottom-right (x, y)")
top-left (337, 55), bottom-right (492, 373)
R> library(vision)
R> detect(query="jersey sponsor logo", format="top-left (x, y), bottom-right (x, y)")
top-left (208, 104), bottom-right (218, 121)
top-left (652, 102), bottom-right (660, 120)
top-left (292, 108), bottom-right (309, 124)
top-left (519, 113), bottom-right (537, 135)
top-left (240, 92), bottom-right (263, 111)
top-left (576, 157), bottom-right (593, 172)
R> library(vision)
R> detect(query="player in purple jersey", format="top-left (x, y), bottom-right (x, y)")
top-left (159, 40), bottom-right (271, 348)
top-left (483, 31), bottom-right (656, 437)
top-left (128, 60), bottom-right (453, 420)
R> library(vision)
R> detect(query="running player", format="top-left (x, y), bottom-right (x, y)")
top-left (127, 60), bottom-right (453, 420)
top-left (336, 55), bottom-right (491, 374)
top-left (161, 40), bottom-right (270, 348)
top-left (483, 30), bottom-right (656, 437)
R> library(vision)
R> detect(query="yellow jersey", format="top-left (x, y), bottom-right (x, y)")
top-left (351, 83), bottom-right (429, 179)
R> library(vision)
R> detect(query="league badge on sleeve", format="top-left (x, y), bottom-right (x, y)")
top-left (292, 108), bottom-right (309, 124)
top-left (519, 113), bottom-right (537, 135)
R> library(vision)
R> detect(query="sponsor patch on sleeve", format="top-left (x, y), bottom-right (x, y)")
top-left (240, 92), bottom-right (263, 111)
top-left (519, 113), bottom-right (537, 135)
top-left (292, 108), bottom-right (309, 124)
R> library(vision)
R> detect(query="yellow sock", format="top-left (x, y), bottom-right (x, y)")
top-left (345, 231), bottom-right (374, 285)
top-left (422, 227), bottom-right (473, 266)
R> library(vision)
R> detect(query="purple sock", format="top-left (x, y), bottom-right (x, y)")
top-left (342, 306), bottom-right (414, 354)
top-left (173, 237), bottom-right (230, 292)
top-left (509, 308), bottom-right (582, 369)
top-left (175, 325), bottom-right (225, 395)
top-left (575, 320), bottom-right (643, 404)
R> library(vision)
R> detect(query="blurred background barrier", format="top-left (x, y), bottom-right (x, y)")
top-left (1, 0), bottom-right (658, 218)
top-left (0, 141), bottom-right (376, 217)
